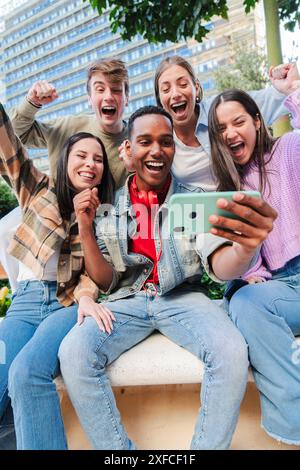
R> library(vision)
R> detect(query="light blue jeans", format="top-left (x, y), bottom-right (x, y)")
top-left (59, 287), bottom-right (248, 450)
top-left (0, 280), bottom-right (78, 450)
top-left (228, 255), bottom-right (300, 445)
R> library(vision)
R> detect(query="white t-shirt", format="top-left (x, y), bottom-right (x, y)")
top-left (17, 248), bottom-right (61, 282)
top-left (171, 132), bottom-right (217, 191)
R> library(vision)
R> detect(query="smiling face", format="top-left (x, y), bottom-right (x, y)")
top-left (88, 71), bottom-right (128, 134)
top-left (216, 100), bottom-right (260, 166)
top-left (157, 64), bottom-right (200, 131)
top-left (125, 114), bottom-right (175, 192)
top-left (67, 137), bottom-right (104, 192)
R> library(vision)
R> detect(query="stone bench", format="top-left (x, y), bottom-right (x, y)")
top-left (56, 331), bottom-right (300, 389)
top-left (2, 316), bottom-right (300, 449)
top-left (56, 331), bottom-right (300, 450)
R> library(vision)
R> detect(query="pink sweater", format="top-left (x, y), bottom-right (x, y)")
top-left (243, 88), bottom-right (300, 280)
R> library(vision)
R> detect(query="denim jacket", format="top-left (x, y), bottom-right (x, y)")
top-left (95, 175), bottom-right (227, 302)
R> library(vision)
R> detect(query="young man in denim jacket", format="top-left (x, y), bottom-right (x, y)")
top-left (59, 105), bottom-right (277, 450)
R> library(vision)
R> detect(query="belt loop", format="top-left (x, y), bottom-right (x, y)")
top-left (42, 281), bottom-right (49, 303)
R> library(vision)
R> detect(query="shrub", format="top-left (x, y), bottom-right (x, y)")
top-left (0, 179), bottom-right (18, 219)
top-left (200, 272), bottom-right (225, 300)
top-left (0, 285), bottom-right (11, 317)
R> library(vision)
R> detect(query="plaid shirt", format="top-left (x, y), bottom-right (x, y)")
top-left (0, 103), bottom-right (99, 306)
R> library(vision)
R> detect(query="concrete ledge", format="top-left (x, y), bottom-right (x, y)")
top-left (56, 332), bottom-right (206, 389)
top-left (0, 316), bottom-right (299, 388)
top-left (55, 331), bottom-right (300, 389)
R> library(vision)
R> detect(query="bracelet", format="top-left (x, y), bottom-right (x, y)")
top-left (26, 96), bottom-right (42, 108)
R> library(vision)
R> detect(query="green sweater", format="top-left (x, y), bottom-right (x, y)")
top-left (10, 99), bottom-right (128, 189)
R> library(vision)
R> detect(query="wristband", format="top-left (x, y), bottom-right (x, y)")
top-left (26, 96), bottom-right (42, 108)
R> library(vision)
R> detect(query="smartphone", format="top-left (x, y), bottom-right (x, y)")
top-left (168, 190), bottom-right (261, 235)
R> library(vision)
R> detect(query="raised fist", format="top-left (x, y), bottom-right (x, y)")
top-left (27, 80), bottom-right (58, 106)
top-left (269, 63), bottom-right (300, 96)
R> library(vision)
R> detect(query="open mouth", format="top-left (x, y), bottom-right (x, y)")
top-left (171, 102), bottom-right (187, 115)
top-left (229, 142), bottom-right (245, 157)
top-left (102, 106), bottom-right (116, 116)
top-left (78, 171), bottom-right (96, 181)
top-left (144, 161), bottom-right (165, 172)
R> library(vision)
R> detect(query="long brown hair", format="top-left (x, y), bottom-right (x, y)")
top-left (154, 55), bottom-right (203, 108)
top-left (56, 132), bottom-right (115, 220)
top-left (208, 89), bottom-right (276, 194)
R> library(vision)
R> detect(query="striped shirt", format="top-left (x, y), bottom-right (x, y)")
top-left (0, 102), bottom-right (99, 306)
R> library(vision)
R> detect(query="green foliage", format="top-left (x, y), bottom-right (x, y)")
top-left (85, 0), bottom-right (299, 43)
top-left (0, 285), bottom-right (11, 317)
top-left (213, 44), bottom-right (269, 92)
top-left (84, 0), bottom-right (229, 43)
top-left (0, 178), bottom-right (18, 218)
top-left (277, 0), bottom-right (300, 32)
top-left (0, 280), bottom-right (10, 290)
top-left (243, 0), bottom-right (259, 14)
top-left (200, 272), bottom-right (225, 300)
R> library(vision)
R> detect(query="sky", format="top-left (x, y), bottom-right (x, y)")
top-left (0, 0), bottom-right (299, 67)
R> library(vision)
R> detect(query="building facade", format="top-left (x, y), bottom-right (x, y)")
top-left (0, 0), bottom-right (265, 171)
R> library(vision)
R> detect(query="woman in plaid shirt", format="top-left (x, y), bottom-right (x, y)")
top-left (0, 102), bottom-right (115, 449)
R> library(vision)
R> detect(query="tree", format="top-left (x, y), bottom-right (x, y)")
top-left (0, 178), bottom-right (18, 218)
top-left (213, 44), bottom-right (269, 92)
top-left (85, 0), bottom-right (300, 44)
top-left (263, 0), bottom-right (297, 135)
top-left (277, 0), bottom-right (300, 32)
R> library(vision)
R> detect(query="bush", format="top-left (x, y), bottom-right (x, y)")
top-left (0, 285), bottom-right (11, 317)
top-left (200, 272), bottom-right (225, 300)
top-left (0, 179), bottom-right (18, 219)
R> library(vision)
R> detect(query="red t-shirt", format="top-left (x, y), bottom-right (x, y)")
top-left (129, 175), bottom-right (171, 284)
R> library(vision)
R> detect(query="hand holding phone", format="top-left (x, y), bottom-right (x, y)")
top-left (208, 191), bottom-right (276, 250)
top-left (168, 190), bottom-right (260, 235)
top-left (169, 190), bottom-right (276, 254)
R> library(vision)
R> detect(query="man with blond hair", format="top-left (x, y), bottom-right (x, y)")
top-left (11, 57), bottom-right (129, 185)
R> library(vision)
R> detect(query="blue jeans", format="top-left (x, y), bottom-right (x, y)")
top-left (0, 280), bottom-right (77, 450)
top-left (228, 255), bottom-right (300, 445)
top-left (59, 287), bottom-right (248, 450)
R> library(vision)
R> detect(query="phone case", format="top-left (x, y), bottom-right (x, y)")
top-left (168, 191), bottom-right (260, 235)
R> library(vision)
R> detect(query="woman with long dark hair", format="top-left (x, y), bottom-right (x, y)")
top-left (208, 85), bottom-right (300, 445)
top-left (0, 102), bottom-right (115, 450)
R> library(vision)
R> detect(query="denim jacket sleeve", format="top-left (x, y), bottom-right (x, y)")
top-left (196, 233), bottom-right (231, 283)
top-left (203, 86), bottom-right (287, 126)
top-left (247, 86), bottom-right (287, 125)
top-left (96, 236), bottom-right (122, 295)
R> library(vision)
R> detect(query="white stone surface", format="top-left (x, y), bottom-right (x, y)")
top-left (1, 317), bottom-right (299, 388)
top-left (107, 332), bottom-right (205, 386)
